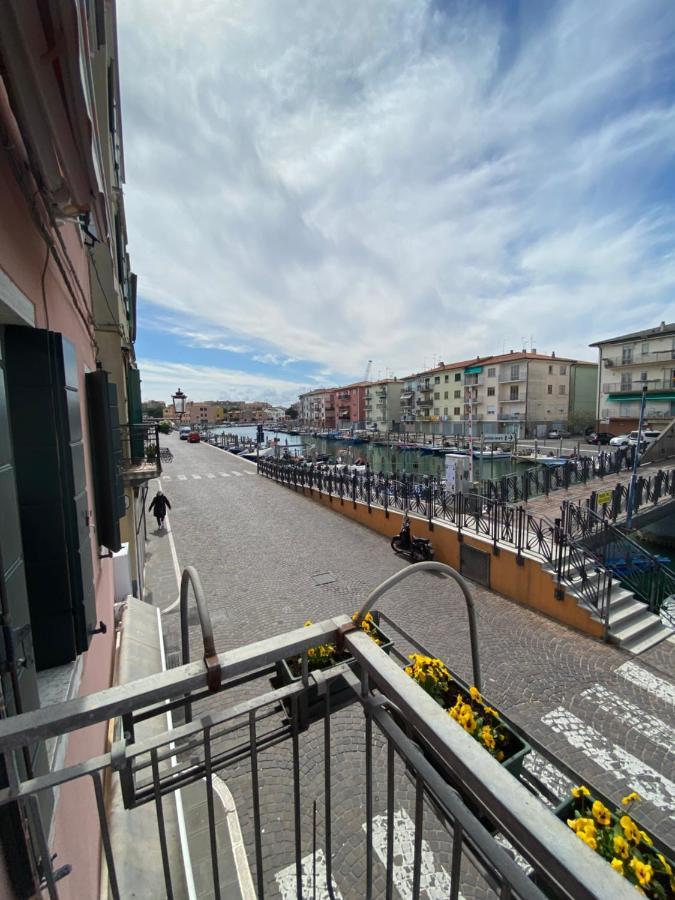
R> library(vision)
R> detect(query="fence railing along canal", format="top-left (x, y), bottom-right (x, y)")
top-left (0, 591), bottom-right (645, 900)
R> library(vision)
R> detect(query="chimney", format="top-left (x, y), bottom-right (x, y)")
top-left (660, 321), bottom-right (666, 331)
top-left (509, 348), bottom-right (513, 354)
top-left (532, 348), bottom-right (537, 353)
top-left (552, 351), bottom-right (556, 358)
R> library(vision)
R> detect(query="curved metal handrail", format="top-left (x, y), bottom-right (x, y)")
top-left (354, 561), bottom-right (482, 690)
top-left (180, 566), bottom-right (221, 722)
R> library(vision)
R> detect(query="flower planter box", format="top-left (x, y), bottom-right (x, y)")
top-left (534, 793), bottom-right (675, 898)
top-left (276, 619), bottom-right (393, 725)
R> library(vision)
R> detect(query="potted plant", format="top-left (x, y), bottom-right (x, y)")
top-left (277, 613), bottom-right (393, 719)
top-left (546, 787), bottom-right (674, 897)
top-left (403, 654), bottom-right (530, 776)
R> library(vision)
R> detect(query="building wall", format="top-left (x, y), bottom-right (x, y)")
top-left (569, 363), bottom-right (598, 423)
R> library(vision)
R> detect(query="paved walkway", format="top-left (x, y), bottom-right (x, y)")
top-left (145, 433), bottom-right (675, 897)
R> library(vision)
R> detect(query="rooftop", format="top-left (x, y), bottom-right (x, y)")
top-left (590, 321), bottom-right (675, 347)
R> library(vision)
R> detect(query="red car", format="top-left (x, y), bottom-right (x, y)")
top-left (187, 431), bottom-right (201, 443)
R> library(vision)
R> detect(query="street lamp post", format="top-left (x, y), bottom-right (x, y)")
top-left (626, 384), bottom-right (648, 530)
top-left (172, 388), bottom-right (187, 425)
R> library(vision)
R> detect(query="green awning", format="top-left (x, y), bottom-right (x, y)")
top-left (607, 392), bottom-right (675, 401)
top-left (464, 365), bottom-right (484, 374)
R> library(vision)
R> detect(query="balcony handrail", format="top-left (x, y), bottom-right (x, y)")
top-left (179, 566), bottom-right (220, 722)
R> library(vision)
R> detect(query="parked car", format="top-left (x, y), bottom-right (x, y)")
top-left (547, 429), bottom-right (570, 439)
top-left (609, 434), bottom-right (630, 447)
top-left (179, 426), bottom-right (192, 440)
top-left (187, 431), bottom-right (201, 443)
top-left (627, 429), bottom-right (660, 447)
top-left (586, 432), bottom-right (614, 445)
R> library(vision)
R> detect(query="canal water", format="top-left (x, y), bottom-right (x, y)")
top-left (212, 425), bottom-right (529, 481)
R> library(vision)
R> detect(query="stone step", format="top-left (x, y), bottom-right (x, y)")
top-left (607, 598), bottom-right (651, 629)
top-left (620, 623), bottom-right (675, 655)
top-left (609, 611), bottom-right (667, 649)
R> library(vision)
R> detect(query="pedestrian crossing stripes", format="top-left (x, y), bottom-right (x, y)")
top-left (157, 470), bottom-right (256, 480)
top-left (616, 660), bottom-right (675, 706)
top-left (162, 475), bottom-right (172, 481)
top-left (540, 707), bottom-right (675, 812)
top-left (275, 849), bottom-right (343, 900)
top-left (579, 684), bottom-right (673, 752)
top-left (367, 808), bottom-right (458, 899)
top-left (178, 474), bottom-right (187, 481)
top-left (232, 471), bottom-right (243, 476)
top-left (191, 474), bottom-right (201, 479)
top-left (206, 473), bottom-right (215, 478)
top-left (220, 473), bottom-right (230, 477)
top-left (521, 751), bottom-right (572, 804)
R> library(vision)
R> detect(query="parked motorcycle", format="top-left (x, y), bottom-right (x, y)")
top-left (390, 515), bottom-right (434, 562)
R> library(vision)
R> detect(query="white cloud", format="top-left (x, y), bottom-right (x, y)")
top-left (138, 359), bottom-right (308, 406)
top-left (119, 0), bottom-right (675, 388)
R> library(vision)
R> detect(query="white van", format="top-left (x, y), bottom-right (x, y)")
top-left (179, 426), bottom-right (192, 440)
top-left (627, 429), bottom-right (660, 447)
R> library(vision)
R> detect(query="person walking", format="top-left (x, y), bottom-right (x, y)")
top-left (149, 489), bottom-right (171, 530)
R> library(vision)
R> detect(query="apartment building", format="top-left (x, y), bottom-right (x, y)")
top-left (364, 379), bottom-right (402, 430)
top-left (334, 382), bottom-right (366, 428)
top-left (407, 352), bottom-right (597, 437)
top-left (591, 321), bottom-right (675, 433)
top-left (185, 400), bottom-right (225, 425)
top-left (0, 3), bottom-right (150, 896)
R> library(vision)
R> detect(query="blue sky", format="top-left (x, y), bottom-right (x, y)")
top-left (119, 0), bottom-right (675, 405)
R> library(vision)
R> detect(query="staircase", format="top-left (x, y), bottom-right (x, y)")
top-left (547, 507), bottom-right (675, 653)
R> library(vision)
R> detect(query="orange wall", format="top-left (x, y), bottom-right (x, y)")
top-left (0, 93), bottom-right (116, 898)
top-left (282, 483), bottom-right (604, 638)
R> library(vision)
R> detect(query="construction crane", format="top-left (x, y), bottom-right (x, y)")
top-left (363, 360), bottom-right (373, 382)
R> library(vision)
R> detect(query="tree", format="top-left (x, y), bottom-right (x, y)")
top-left (142, 400), bottom-right (165, 419)
top-left (285, 406), bottom-right (299, 419)
top-left (158, 420), bottom-right (172, 434)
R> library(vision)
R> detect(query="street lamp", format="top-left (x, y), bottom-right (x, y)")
top-left (172, 388), bottom-right (187, 424)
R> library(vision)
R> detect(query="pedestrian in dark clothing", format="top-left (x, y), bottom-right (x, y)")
top-left (149, 490), bottom-right (171, 530)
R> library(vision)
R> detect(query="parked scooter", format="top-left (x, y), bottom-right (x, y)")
top-left (390, 514), bottom-right (434, 562)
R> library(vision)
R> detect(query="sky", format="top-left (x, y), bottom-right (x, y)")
top-left (117, 0), bottom-right (675, 406)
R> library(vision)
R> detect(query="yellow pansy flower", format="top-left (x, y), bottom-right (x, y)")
top-left (572, 785), bottom-right (590, 798)
top-left (657, 853), bottom-right (672, 876)
top-left (610, 858), bottom-right (624, 875)
top-left (613, 835), bottom-right (630, 860)
top-left (304, 619), bottom-right (313, 627)
top-left (639, 830), bottom-right (653, 847)
top-left (469, 686), bottom-right (482, 702)
top-left (621, 791), bottom-right (640, 805)
top-left (620, 815), bottom-right (641, 846)
top-left (591, 800), bottom-right (611, 826)
top-left (629, 859), bottom-right (653, 886)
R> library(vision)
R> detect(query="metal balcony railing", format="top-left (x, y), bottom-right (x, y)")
top-left (119, 423), bottom-right (164, 484)
top-left (498, 372), bottom-right (525, 383)
top-left (604, 349), bottom-right (675, 367)
top-left (603, 379), bottom-right (674, 393)
top-left (0, 568), bottom-right (644, 900)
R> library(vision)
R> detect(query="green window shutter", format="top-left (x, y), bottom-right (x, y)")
top-left (86, 370), bottom-right (124, 551)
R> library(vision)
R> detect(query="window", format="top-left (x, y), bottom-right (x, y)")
top-left (621, 372), bottom-right (632, 390)
top-left (558, 385), bottom-right (566, 395)
top-left (640, 371), bottom-right (648, 382)
top-left (433, 408), bottom-right (439, 415)
top-left (560, 365), bottom-right (567, 375)
top-left (510, 365), bottom-right (520, 380)
top-left (509, 386), bottom-right (519, 400)
top-left (548, 365), bottom-right (553, 375)
top-left (547, 385), bottom-right (553, 394)
top-left (434, 392), bottom-right (440, 400)
top-left (444, 374), bottom-right (449, 382)
top-left (454, 407), bottom-right (460, 415)
top-left (487, 367), bottom-right (496, 377)
top-left (444, 407), bottom-right (448, 415)
top-left (434, 376), bottom-right (440, 384)
top-left (487, 387), bottom-right (495, 396)
top-left (455, 373), bottom-right (461, 381)
top-left (641, 342), bottom-right (650, 355)
top-left (444, 391), bottom-right (448, 399)
top-left (454, 390), bottom-right (461, 398)
top-left (622, 346), bottom-right (633, 364)
top-left (671, 369), bottom-right (675, 387)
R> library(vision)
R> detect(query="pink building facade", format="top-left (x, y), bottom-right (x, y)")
top-left (0, 3), bottom-right (146, 897)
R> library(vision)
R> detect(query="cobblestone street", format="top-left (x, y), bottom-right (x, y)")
top-left (146, 432), bottom-right (675, 897)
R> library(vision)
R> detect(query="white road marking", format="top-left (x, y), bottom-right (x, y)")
top-left (244, 471), bottom-right (255, 475)
top-left (157, 478), bottom-right (183, 614)
top-left (366, 808), bottom-right (459, 900)
top-left (178, 474), bottom-right (187, 481)
top-left (162, 475), bottom-right (172, 481)
top-left (493, 834), bottom-right (533, 875)
top-left (231, 471), bottom-right (243, 477)
top-left (616, 661), bottom-right (675, 707)
top-left (205, 473), bottom-right (215, 479)
top-left (541, 707), bottom-right (675, 812)
top-left (191, 474), bottom-right (201, 480)
top-left (220, 473), bottom-right (230, 478)
top-left (580, 684), bottom-right (674, 752)
top-left (274, 849), bottom-right (343, 900)
top-left (521, 752), bottom-right (572, 806)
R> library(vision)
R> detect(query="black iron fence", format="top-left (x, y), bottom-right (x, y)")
top-left (479, 448), bottom-right (636, 504)
top-left (119, 422), bottom-right (163, 468)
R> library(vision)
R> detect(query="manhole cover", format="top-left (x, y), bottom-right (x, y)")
top-left (312, 572), bottom-right (336, 586)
